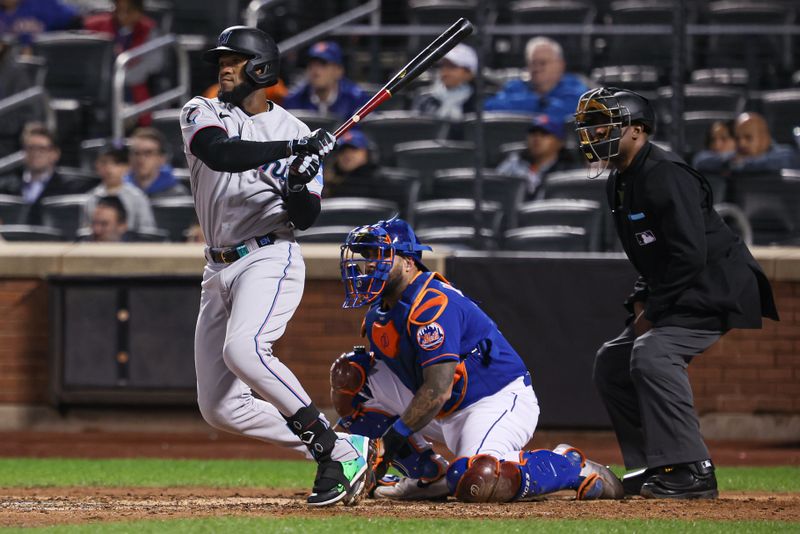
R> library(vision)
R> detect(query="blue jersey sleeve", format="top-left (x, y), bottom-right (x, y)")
top-left (409, 289), bottom-right (461, 368)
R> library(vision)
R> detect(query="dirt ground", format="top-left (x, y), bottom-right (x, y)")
top-left (1, 487), bottom-right (799, 528)
top-left (1, 430), bottom-right (799, 527)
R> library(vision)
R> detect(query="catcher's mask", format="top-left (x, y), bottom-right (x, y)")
top-left (340, 217), bottom-right (432, 309)
top-left (574, 87), bottom-right (655, 178)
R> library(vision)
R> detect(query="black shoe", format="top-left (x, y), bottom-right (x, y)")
top-left (621, 467), bottom-right (658, 496)
top-left (640, 460), bottom-right (719, 499)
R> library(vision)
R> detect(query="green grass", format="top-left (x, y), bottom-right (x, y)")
top-left (1, 517), bottom-right (799, 534)
top-left (0, 458), bottom-right (798, 492)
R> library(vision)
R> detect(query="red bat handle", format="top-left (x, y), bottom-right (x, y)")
top-left (333, 89), bottom-right (392, 139)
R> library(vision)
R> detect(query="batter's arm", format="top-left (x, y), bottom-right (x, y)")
top-left (285, 187), bottom-right (320, 230)
top-left (190, 127), bottom-right (293, 172)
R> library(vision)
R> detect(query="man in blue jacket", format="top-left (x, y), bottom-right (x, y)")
top-left (284, 41), bottom-right (370, 120)
top-left (485, 36), bottom-right (587, 122)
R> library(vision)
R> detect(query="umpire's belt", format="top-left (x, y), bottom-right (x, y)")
top-left (207, 234), bottom-right (277, 264)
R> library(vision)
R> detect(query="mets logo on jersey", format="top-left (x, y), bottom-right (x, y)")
top-left (416, 322), bottom-right (445, 351)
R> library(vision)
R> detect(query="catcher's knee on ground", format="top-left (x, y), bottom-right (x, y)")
top-left (446, 449), bottom-right (597, 503)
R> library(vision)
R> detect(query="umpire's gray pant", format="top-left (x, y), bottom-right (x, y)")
top-left (593, 325), bottom-right (722, 470)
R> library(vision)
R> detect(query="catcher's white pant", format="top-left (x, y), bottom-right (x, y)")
top-left (363, 359), bottom-right (540, 461)
top-left (194, 241), bottom-right (314, 457)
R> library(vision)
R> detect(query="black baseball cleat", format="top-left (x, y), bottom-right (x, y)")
top-left (621, 467), bottom-right (657, 496)
top-left (640, 460), bottom-right (719, 499)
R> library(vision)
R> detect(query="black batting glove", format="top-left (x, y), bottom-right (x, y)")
top-left (287, 153), bottom-right (321, 192)
top-left (287, 128), bottom-right (336, 158)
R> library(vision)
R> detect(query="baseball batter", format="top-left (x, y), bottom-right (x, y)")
top-left (179, 25), bottom-right (374, 506)
top-left (331, 218), bottom-right (625, 502)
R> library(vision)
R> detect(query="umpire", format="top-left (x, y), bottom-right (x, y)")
top-left (574, 87), bottom-right (779, 499)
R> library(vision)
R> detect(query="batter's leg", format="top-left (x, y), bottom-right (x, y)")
top-left (194, 262), bottom-right (308, 455)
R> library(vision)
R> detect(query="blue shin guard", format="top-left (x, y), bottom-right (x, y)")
top-left (515, 450), bottom-right (583, 499)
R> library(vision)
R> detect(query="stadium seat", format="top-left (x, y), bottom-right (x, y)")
top-left (415, 226), bottom-right (496, 251)
top-left (0, 224), bottom-right (64, 241)
top-left (604, 1), bottom-right (694, 74)
top-left (430, 168), bottom-right (527, 228)
top-left (727, 169), bottom-right (800, 245)
top-left (40, 194), bottom-right (91, 241)
top-left (462, 112), bottom-right (537, 167)
top-left (406, 0), bottom-right (482, 52)
top-left (536, 169), bottom-right (608, 203)
top-left (15, 55), bottom-right (47, 87)
top-left (129, 228), bottom-right (171, 243)
top-left (31, 33), bottom-right (115, 138)
top-left (508, 0), bottom-right (597, 73)
top-left (56, 167), bottom-right (101, 193)
top-left (317, 197), bottom-right (399, 228)
top-left (656, 85), bottom-right (745, 124)
top-left (150, 196), bottom-right (197, 242)
top-left (705, 1), bottom-right (794, 88)
top-left (0, 194), bottom-right (26, 225)
top-left (590, 65), bottom-right (660, 93)
top-left (328, 167), bottom-right (421, 221)
top-left (394, 140), bottom-right (476, 193)
top-left (150, 109), bottom-right (186, 169)
top-left (285, 110), bottom-right (339, 133)
top-left (413, 198), bottom-right (504, 240)
top-left (516, 198), bottom-right (604, 251)
top-left (503, 225), bottom-right (589, 251)
top-left (690, 68), bottom-right (750, 87)
top-left (294, 225), bottom-right (354, 244)
top-left (360, 112), bottom-right (445, 166)
top-left (759, 89), bottom-right (800, 145)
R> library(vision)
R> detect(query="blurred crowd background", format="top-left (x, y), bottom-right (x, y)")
top-left (0, 0), bottom-right (799, 250)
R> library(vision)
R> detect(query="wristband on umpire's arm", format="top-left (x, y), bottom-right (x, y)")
top-left (381, 419), bottom-right (414, 463)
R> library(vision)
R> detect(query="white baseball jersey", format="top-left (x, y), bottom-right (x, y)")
top-left (179, 96), bottom-right (324, 248)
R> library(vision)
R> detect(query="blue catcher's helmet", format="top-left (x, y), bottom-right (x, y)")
top-left (340, 217), bottom-right (432, 309)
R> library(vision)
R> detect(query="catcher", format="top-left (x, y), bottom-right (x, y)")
top-left (331, 217), bottom-right (624, 502)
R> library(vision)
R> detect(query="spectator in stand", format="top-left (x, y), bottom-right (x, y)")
top-left (85, 195), bottom-right (130, 242)
top-left (0, 33), bottom-right (37, 156)
top-left (81, 145), bottom-right (155, 233)
top-left (496, 113), bottom-right (577, 198)
top-left (692, 120), bottom-right (736, 169)
top-left (283, 40), bottom-right (370, 119)
top-left (0, 0), bottom-right (81, 52)
top-left (323, 129), bottom-right (377, 198)
top-left (484, 37), bottom-right (587, 121)
top-left (412, 43), bottom-right (478, 121)
top-left (0, 123), bottom-right (80, 224)
top-left (125, 127), bottom-right (188, 198)
top-left (84, 0), bottom-right (164, 126)
top-left (694, 112), bottom-right (800, 174)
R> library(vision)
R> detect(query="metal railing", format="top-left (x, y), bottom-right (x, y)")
top-left (111, 34), bottom-right (190, 140)
top-left (244, 0), bottom-right (382, 55)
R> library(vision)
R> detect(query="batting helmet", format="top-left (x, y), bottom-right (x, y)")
top-left (340, 217), bottom-right (432, 309)
top-left (574, 87), bottom-right (656, 164)
top-left (203, 26), bottom-right (279, 88)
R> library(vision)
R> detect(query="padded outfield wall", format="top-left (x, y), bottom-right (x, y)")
top-left (0, 243), bottom-right (798, 438)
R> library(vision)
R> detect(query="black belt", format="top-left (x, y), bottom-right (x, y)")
top-left (208, 234), bottom-right (276, 264)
